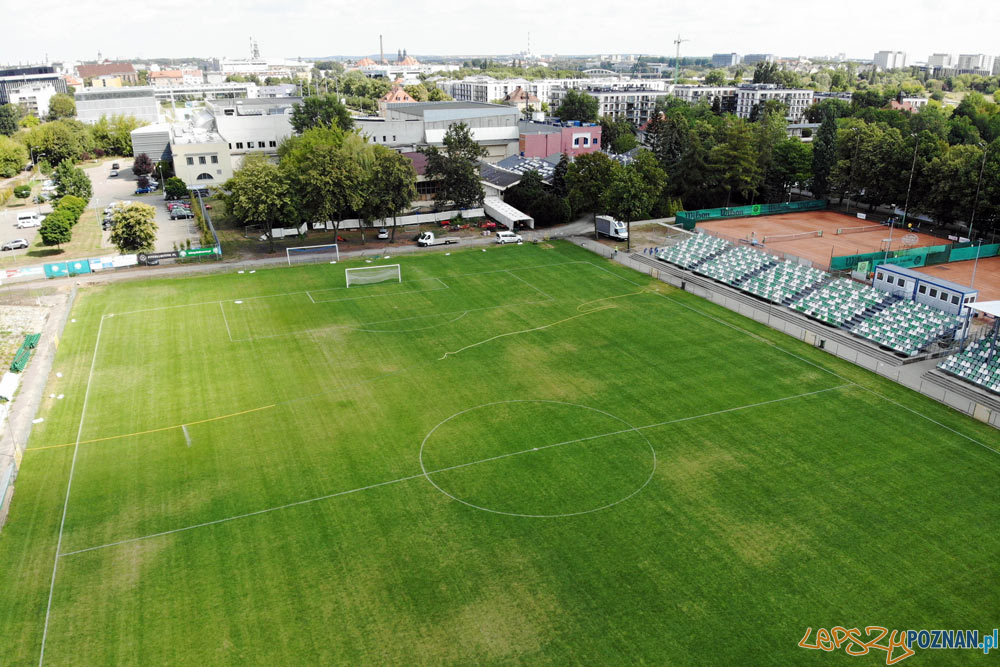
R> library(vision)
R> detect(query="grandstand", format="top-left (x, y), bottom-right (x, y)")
top-left (850, 300), bottom-right (964, 357)
top-left (655, 234), bottom-right (731, 269)
top-left (938, 338), bottom-right (1000, 395)
top-left (790, 279), bottom-right (893, 327)
top-left (655, 234), bottom-right (970, 358)
top-left (741, 262), bottom-right (829, 305)
top-left (695, 246), bottom-right (776, 287)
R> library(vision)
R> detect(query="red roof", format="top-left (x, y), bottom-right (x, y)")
top-left (77, 63), bottom-right (136, 78)
top-left (403, 151), bottom-right (428, 175)
top-left (381, 86), bottom-right (415, 103)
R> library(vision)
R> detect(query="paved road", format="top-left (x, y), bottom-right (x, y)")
top-left (0, 187), bottom-right (53, 260)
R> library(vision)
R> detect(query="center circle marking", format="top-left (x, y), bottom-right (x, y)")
top-left (418, 399), bottom-right (656, 518)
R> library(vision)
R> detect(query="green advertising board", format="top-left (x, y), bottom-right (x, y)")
top-left (178, 247), bottom-right (220, 258)
top-left (676, 199), bottom-right (827, 230)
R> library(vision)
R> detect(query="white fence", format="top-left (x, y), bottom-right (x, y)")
top-left (317, 208), bottom-right (485, 231)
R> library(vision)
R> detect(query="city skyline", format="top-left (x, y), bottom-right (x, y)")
top-left (3, 0), bottom-right (999, 65)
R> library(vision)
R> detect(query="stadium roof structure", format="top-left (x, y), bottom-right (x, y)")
top-left (969, 300), bottom-right (1000, 318)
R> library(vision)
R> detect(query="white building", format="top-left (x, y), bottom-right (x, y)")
top-left (927, 53), bottom-right (955, 68)
top-left (734, 84), bottom-right (814, 123)
top-left (874, 51), bottom-right (907, 70)
top-left (75, 86), bottom-right (160, 124)
top-left (355, 101), bottom-right (520, 162)
top-left (711, 53), bottom-right (740, 68)
top-left (208, 98), bottom-right (298, 168)
top-left (170, 119), bottom-right (233, 186)
top-left (8, 82), bottom-right (57, 118)
top-left (957, 54), bottom-right (995, 73)
top-left (550, 86), bottom-right (671, 126)
top-left (743, 54), bottom-right (775, 65)
top-left (672, 85), bottom-right (734, 108)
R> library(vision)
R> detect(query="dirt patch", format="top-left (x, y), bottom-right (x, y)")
top-left (0, 305), bottom-right (50, 369)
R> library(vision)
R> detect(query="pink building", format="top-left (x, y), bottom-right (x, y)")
top-left (518, 120), bottom-right (601, 159)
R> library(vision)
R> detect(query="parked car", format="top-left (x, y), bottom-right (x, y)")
top-left (112, 162), bottom-right (120, 170)
top-left (2, 239), bottom-right (29, 251)
top-left (376, 228), bottom-right (389, 240)
top-left (134, 186), bottom-right (153, 194)
top-left (496, 231), bottom-right (523, 244)
top-left (170, 209), bottom-right (194, 220)
top-left (110, 169), bottom-right (119, 177)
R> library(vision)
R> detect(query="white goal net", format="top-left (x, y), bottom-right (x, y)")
top-left (287, 244), bottom-right (340, 265)
top-left (345, 264), bottom-right (402, 287)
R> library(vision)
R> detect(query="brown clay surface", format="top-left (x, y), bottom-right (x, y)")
top-left (697, 211), bottom-right (946, 268)
top-left (913, 256), bottom-right (1000, 302)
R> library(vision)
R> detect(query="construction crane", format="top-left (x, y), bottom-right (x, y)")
top-left (673, 34), bottom-right (689, 85)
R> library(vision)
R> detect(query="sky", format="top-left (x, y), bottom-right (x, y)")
top-left (3, 0), bottom-right (999, 65)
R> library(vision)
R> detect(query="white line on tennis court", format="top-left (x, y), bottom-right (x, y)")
top-left (38, 314), bottom-right (107, 666)
top-left (57, 384), bottom-right (850, 559)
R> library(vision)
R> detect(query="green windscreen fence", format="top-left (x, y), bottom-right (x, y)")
top-left (676, 199), bottom-right (828, 230)
top-left (949, 243), bottom-right (999, 262)
top-left (834, 242), bottom-right (997, 272)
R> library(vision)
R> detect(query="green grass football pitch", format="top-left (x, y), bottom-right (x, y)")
top-left (1, 241), bottom-right (998, 664)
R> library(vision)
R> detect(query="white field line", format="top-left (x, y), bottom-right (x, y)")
top-left (504, 269), bottom-right (554, 300)
top-left (218, 302), bottom-right (233, 343)
top-left (57, 384), bottom-right (850, 559)
top-left (229, 298), bottom-right (555, 343)
top-left (439, 306), bottom-right (615, 360)
top-left (587, 260), bottom-right (999, 457)
top-left (306, 277), bottom-right (450, 304)
top-left (38, 314), bottom-right (106, 666)
top-left (182, 425), bottom-right (192, 448)
top-left (108, 261), bottom-right (589, 318)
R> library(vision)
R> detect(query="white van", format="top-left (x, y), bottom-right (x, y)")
top-left (16, 212), bottom-right (41, 228)
top-left (496, 230), bottom-right (523, 244)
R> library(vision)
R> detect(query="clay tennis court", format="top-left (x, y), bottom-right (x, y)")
top-left (913, 256), bottom-right (1000, 302)
top-left (697, 210), bottom-right (945, 268)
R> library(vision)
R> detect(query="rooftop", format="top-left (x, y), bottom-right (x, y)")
top-left (77, 63), bottom-right (136, 78)
top-left (880, 263), bottom-right (979, 294)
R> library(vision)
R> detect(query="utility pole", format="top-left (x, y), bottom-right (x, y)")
top-left (673, 35), bottom-right (689, 85)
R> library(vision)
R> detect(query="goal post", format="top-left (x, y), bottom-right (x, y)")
top-left (345, 264), bottom-right (402, 287)
top-left (287, 244), bottom-right (340, 266)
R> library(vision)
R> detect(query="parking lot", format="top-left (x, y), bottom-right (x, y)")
top-left (88, 160), bottom-right (201, 252)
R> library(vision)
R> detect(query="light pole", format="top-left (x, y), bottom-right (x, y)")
top-left (846, 127), bottom-right (861, 215)
top-left (900, 133), bottom-right (919, 229)
top-left (968, 141), bottom-right (989, 241)
top-left (970, 240), bottom-right (984, 288)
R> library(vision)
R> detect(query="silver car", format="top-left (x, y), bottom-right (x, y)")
top-left (2, 239), bottom-right (29, 251)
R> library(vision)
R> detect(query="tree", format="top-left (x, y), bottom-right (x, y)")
top-left (39, 211), bottom-right (72, 247)
top-left (531, 193), bottom-right (571, 226)
top-left (23, 120), bottom-right (90, 165)
top-left (0, 135), bottom-right (28, 178)
top-left (53, 160), bottom-right (93, 201)
top-left (223, 154), bottom-right (295, 252)
top-left (294, 144), bottom-right (364, 237)
top-left (552, 153), bottom-right (570, 199)
top-left (164, 177), bottom-right (188, 200)
top-left (766, 139), bottom-right (812, 202)
top-left (421, 122), bottom-right (488, 209)
top-left (752, 62), bottom-right (780, 84)
top-left (132, 152), bottom-right (154, 177)
top-left (110, 202), bottom-right (158, 253)
top-left (47, 93), bottom-right (76, 121)
top-left (426, 85), bottom-right (452, 101)
top-left (14, 185), bottom-right (31, 199)
top-left (554, 89), bottom-right (599, 122)
top-left (712, 117), bottom-right (762, 205)
top-left (811, 111), bottom-right (837, 199)
top-left (91, 114), bottom-right (146, 155)
top-left (364, 146), bottom-right (417, 242)
top-left (0, 104), bottom-right (19, 136)
top-left (565, 151), bottom-right (617, 230)
top-left (603, 165), bottom-right (653, 249)
top-left (704, 70), bottom-right (727, 86)
top-left (601, 116), bottom-right (639, 154)
top-left (290, 94), bottom-right (354, 134)
top-left (137, 175), bottom-right (150, 189)
top-left (631, 149), bottom-right (671, 217)
top-left (504, 169), bottom-right (545, 214)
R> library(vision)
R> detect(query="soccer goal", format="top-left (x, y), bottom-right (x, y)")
top-left (287, 244), bottom-right (340, 266)
top-left (345, 264), bottom-right (402, 287)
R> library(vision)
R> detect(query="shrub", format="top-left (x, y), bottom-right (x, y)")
top-left (14, 185), bottom-right (31, 199)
